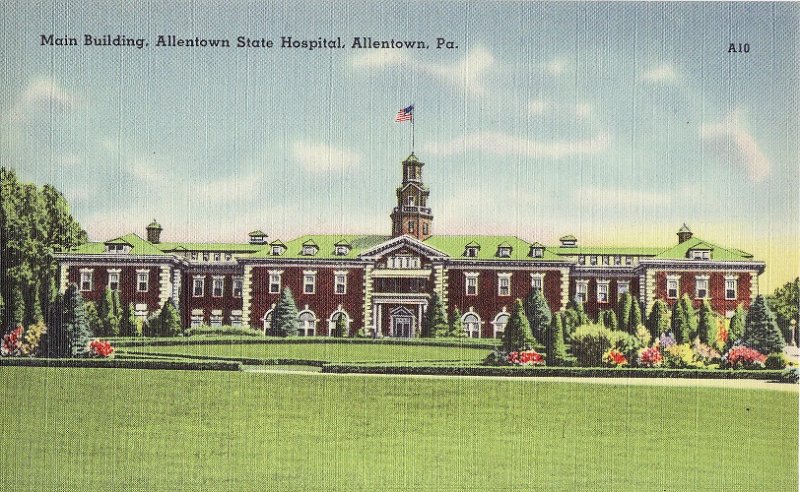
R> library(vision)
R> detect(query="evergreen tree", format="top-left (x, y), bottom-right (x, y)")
top-left (629, 297), bottom-right (643, 334)
top-left (741, 295), bottom-right (785, 355)
top-left (45, 293), bottom-right (65, 357)
top-left (501, 299), bottom-right (535, 352)
top-left (563, 299), bottom-right (590, 336)
top-left (728, 304), bottom-right (746, 343)
top-left (618, 293), bottom-right (632, 333)
top-left (0, 294), bottom-right (4, 328)
top-left (84, 301), bottom-right (102, 337)
top-left (599, 310), bottom-right (618, 331)
top-left (524, 287), bottom-right (552, 342)
top-left (671, 298), bottom-right (691, 344)
top-left (9, 286), bottom-right (25, 330)
top-left (271, 287), bottom-right (299, 336)
top-left (424, 292), bottom-right (449, 338)
top-left (647, 299), bottom-right (670, 339)
top-left (449, 307), bottom-right (465, 338)
top-left (679, 294), bottom-right (698, 341)
top-left (120, 303), bottom-right (138, 337)
top-left (97, 288), bottom-right (121, 336)
top-left (61, 284), bottom-right (91, 357)
top-left (158, 298), bottom-right (182, 337)
top-left (333, 314), bottom-right (348, 337)
top-left (697, 299), bottom-right (717, 344)
top-left (546, 311), bottom-right (568, 366)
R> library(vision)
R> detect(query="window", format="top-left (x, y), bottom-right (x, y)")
top-left (465, 273), bottom-right (479, 296)
top-left (107, 269), bottom-right (121, 290)
top-left (271, 245), bottom-right (285, 256)
top-left (725, 276), bottom-right (738, 300)
top-left (191, 252), bottom-right (198, 260)
top-left (135, 303), bottom-right (148, 317)
top-left (614, 256), bottom-right (621, 266)
top-left (334, 245), bottom-right (350, 256)
top-left (268, 271), bottom-right (282, 294)
top-left (617, 280), bottom-right (629, 298)
top-left (202, 252), bottom-right (209, 262)
top-left (408, 221), bottom-right (415, 233)
top-left (497, 247), bottom-right (511, 258)
top-left (214, 253), bottom-right (221, 262)
top-left (106, 243), bottom-right (126, 253)
top-left (388, 256), bottom-right (420, 269)
top-left (578, 256), bottom-right (586, 265)
top-left (303, 271), bottom-right (317, 294)
top-left (597, 281), bottom-right (609, 303)
top-left (590, 256), bottom-right (598, 265)
top-left (422, 223), bottom-right (429, 235)
top-left (602, 256), bottom-right (610, 265)
top-left (212, 276), bottom-right (224, 297)
top-left (225, 253), bottom-right (232, 261)
top-left (529, 246), bottom-right (543, 258)
top-left (262, 309), bottom-right (274, 332)
top-left (191, 309), bottom-right (204, 327)
top-left (137, 269), bottom-right (149, 292)
top-left (79, 269), bottom-right (93, 291)
top-left (625, 256), bottom-right (633, 266)
top-left (691, 250), bottom-right (711, 260)
top-left (575, 280), bottom-right (588, 303)
top-left (498, 273), bottom-right (511, 296)
top-left (302, 244), bottom-right (318, 256)
top-left (193, 276), bottom-right (205, 297)
top-left (465, 247), bottom-right (478, 258)
top-left (334, 272), bottom-right (347, 295)
top-left (666, 276), bottom-right (679, 299)
top-left (230, 310), bottom-right (242, 326)
top-left (463, 313), bottom-right (480, 338)
top-left (233, 277), bottom-right (243, 298)
top-left (407, 196), bottom-right (415, 206)
top-left (298, 311), bottom-right (317, 336)
top-left (329, 312), bottom-right (350, 336)
top-left (210, 309), bottom-right (223, 326)
top-left (530, 273), bottom-right (544, 291)
top-left (493, 313), bottom-right (509, 338)
top-left (696, 276), bottom-right (709, 299)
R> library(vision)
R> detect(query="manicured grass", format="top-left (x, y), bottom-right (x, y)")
top-left (122, 340), bottom-right (490, 363)
top-left (1, 367), bottom-right (796, 491)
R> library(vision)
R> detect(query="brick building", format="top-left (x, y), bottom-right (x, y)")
top-left (54, 153), bottom-right (765, 337)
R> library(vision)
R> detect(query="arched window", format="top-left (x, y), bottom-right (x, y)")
top-left (462, 312), bottom-right (481, 338)
top-left (262, 309), bottom-right (274, 334)
top-left (298, 310), bottom-right (317, 337)
top-left (492, 312), bottom-right (510, 338)
top-left (328, 311), bottom-right (350, 337)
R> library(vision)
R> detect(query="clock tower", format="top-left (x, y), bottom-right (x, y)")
top-left (390, 153), bottom-right (433, 240)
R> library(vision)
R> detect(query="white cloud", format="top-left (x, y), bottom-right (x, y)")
top-left (576, 103), bottom-right (592, 119)
top-left (543, 59), bottom-right (568, 76)
top-left (10, 77), bottom-right (78, 121)
top-left (528, 99), bottom-right (547, 115)
top-left (640, 64), bottom-right (680, 83)
top-left (290, 140), bottom-right (362, 172)
top-left (700, 111), bottom-right (771, 182)
top-left (422, 131), bottom-right (609, 159)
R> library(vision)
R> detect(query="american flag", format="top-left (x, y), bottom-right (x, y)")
top-left (394, 104), bottom-right (414, 122)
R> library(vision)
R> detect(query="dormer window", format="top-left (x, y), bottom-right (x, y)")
top-left (301, 242), bottom-right (319, 256)
top-left (334, 241), bottom-right (352, 256)
top-left (464, 242), bottom-right (480, 258)
top-left (691, 249), bottom-right (711, 260)
top-left (105, 243), bottom-right (129, 254)
top-left (496, 243), bottom-right (512, 258)
top-left (529, 244), bottom-right (544, 258)
top-left (270, 241), bottom-right (286, 256)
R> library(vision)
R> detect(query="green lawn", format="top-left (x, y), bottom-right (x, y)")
top-left (122, 341), bottom-right (491, 363)
top-left (1, 367), bottom-right (796, 491)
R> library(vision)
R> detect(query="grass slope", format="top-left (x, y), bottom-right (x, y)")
top-left (1, 367), bottom-right (796, 491)
top-left (122, 342), bottom-right (489, 363)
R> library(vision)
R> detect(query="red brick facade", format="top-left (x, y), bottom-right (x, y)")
top-left (655, 271), bottom-right (753, 314)
top-left (66, 264), bottom-right (164, 312)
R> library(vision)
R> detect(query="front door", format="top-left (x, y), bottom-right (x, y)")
top-left (392, 316), bottom-right (413, 338)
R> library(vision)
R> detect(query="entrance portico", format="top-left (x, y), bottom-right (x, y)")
top-left (371, 294), bottom-right (428, 338)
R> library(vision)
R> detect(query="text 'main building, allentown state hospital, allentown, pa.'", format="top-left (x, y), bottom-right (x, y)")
top-left (54, 153), bottom-right (765, 338)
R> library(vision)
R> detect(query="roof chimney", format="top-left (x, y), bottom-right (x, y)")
top-left (146, 219), bottom-right (162, 244)
top-left (677, 223), bottom-right (693, 244)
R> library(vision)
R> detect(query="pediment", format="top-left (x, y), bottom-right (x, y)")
top-left (359, 235), bottom-right (449, 261)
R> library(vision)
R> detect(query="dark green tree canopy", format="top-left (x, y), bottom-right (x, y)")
top-left (271, 287), bottom-right (299, 337)
top-left (741, 295), bottom-right (785, 355)
top-left (424, 292), bottom-right (449, 338)
top-left (501, 299), bottom-right (536, 352)
top-left (524, 287), bottom-right (552, 342)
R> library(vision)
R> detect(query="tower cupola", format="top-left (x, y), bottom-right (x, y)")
top-left (390, 153), bottom-right (433, 240)
top-left (146, 219), bottom-right (162, 244)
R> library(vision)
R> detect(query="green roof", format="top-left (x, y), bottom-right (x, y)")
top-left (404, 153), bottom-right (420, 162)
top-left (249, 230), bottom-right (267, 236)
top-left (157, 242), bottom-right (263, 253)
top-left (423, 236), bottom-right (564, 261)
top-left (653, 237), bottom-right (755, 261)
top-left (550, 246), bottom-right (668, 256)
top-left (248, 235), bottom-right (389, 259)
top-left (70, 233), bottom-right (168, 256)
top-left (678, 223), bottom-right (692, 233)
top-left (559, 235), bottom-right (577, 241)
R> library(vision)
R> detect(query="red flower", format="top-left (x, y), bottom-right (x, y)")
top-left (89, 339), bottom-right (115, 358)
top-left (1, 326), bottom-right (24, 357)
top-left (506, 350), bottom-right (545, 366)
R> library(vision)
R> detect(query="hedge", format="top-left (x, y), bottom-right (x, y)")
top-left (112, 336), bottom-right (499, 350)
top-left (118, 350), bottom-right (330, 367)
top-left (0, 357), bottom-right (241, 371)
top-left (321, 363), bottom-right (787, 381)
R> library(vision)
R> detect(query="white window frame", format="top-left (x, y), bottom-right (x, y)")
top-left (232, 277), bottom-right (243, 298)
top-left (497, 273), bottom-right (512, 296)
top-left (271, 245), bottom-right (284, 256)
top-left (530, 273), bottom-right (544, 291)
top-left (334, 245), bottom-right (350, 256)
top-left (210, 309), bottom-right (223, 326)
top-left (492, 312), bottom-right (510, 338)
top-left (465, 273), bottom-right (479, 296)
top-left (202, 252), bottom-right (209, 262)
top-left (212, 276), bottom-right (224, 297)
top-left (214, 253), bottom-right (221, 262)
top-left (334, 271), bottom-right (348, 295)
top-left (298, 310), bottom-right (317, 336)
top-left (268, 270), bottom-right (283, 294)
top-left (575, 280), bottom-right (588, 303)
top-left (303, 270), bottom-right (317, 295)
top-left (692, 250), bottom-right (711, 260)
top-left (462, 312), bottom-right (481, 338)
top-left (192, 276), bottom-right (205, 297)
top-left (464, 247), bottom-right (478, 258)
top-left (79, 268), bottom-right (94, 292)
top-left (302, 245), bottom-right (318, 256)
top-left (107, 269), bottom-right (121, 291)
top-left (136, 269), bottom-right (150, 292)
top-left (666, 275), bottom-right (680, 299)
top-left (262, 308), bottom-right (274, 333)
top-left (230, 309), bottom-right (243, 326)
top-left (190, 309), bottom-right (204, 327)
top-left (724, 275), bottom-right (738, 300)
top-left (497, 247), bottom-right (511, 258)
top-left (695, 275), bottom-right (710, 299)
top-left (597, 280), bottom-right (610, 303)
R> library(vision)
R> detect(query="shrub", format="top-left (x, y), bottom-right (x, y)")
top-left (507, 350), bottom-right (545, 366)
top-left (88, 339), bottom-right (115, 358)
top-left (692, 340), bottom-right (721, 365)
top-left (764, 353), bottom-right (788, 370)
top-left (637, 346), bottom-right (662, 368)
top-left (501, 299), bottom-right (535, 352)
top-left (19, 321), bottom-right (47, 356)
top-left (333, 315), bottom-right (348, 338)
top-left (158, 298), bottom-right (182, 337)
top-left (424, 292), bottom-right (448, 337)
top-left (634, 325), bottom-right (652, 347)
top-left (662, 344), bottom-right (702, 369)
top-left (728, 304), bottom-right (746, 343)
top-left (647, 299), bottom-right (670, 339)
top-left (781, 367), bottom-right (799, 383)
top-left (602, 348), bottom-right (628, 367)
top-left (715, 321), bottom-right (729, 352)
top-left (448, 308), bottom-right (465, 338)
top-left (524, 288), bottom-right (551, 342)
top-left (658, 332), bottom-right (677, 349)
top-left (185, 325), bottom-right (264, 337)
top-left (1, 325), bottom-right (24, 356)
top-left (722, 346), bottom-right (766, 370)
top-left (599, 310), bottom-right (618, 331)
top-left (697, 299), bottom-right (717, 345)
top-left (546, 312), bottom-right (569, 366)
top-left (571, 325), bottom-right (614, 367)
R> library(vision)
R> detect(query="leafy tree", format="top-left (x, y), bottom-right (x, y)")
top-left (618, 293), bottom-right (633, 333)
top-left (741, 295), bottom-right (785, 355)
top-left (158, 298), bottom-right (182, 337)
top-left (647, 299), bottom-right (670, 339)
top-left (524, 287), bottom-right (552, 342)
top-left (333, 314), bottom-right (348, 337)
top-left (120, 303), bottom-right (138, 337)
top-left (599, 310), bottom-right (618, 331)
top-left (728, 304), bottom-right (746, 343)
top-left (629, 298), bottom-right (643, 333)
top-left (546, 311), bottom-right (568, 366)
top-left (449, 307), bottom-right (465, 338)
top-left (501, 299), bottom-right (535, 352)
top-left (424, 292), bottom-right (449, 338)
top-left (768, 277), bottom-right (799, 344)
top-left (271, 287), bottom-right (299, 336)
top-left (84, 301), bottom-right (102, 337)
top-left (697, 299), bottom-right (717, 344)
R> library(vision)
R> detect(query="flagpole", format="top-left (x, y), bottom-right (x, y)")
top-left (411, 116), bottom-right (415, 154)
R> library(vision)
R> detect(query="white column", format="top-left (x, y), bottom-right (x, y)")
top-left (241, 265), bottom-right (253, 327)
top-left (417, 303), bottom-right (422, 337)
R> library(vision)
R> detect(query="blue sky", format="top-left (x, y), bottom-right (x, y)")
top-left (1, 1), bottom-right (797, 289)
